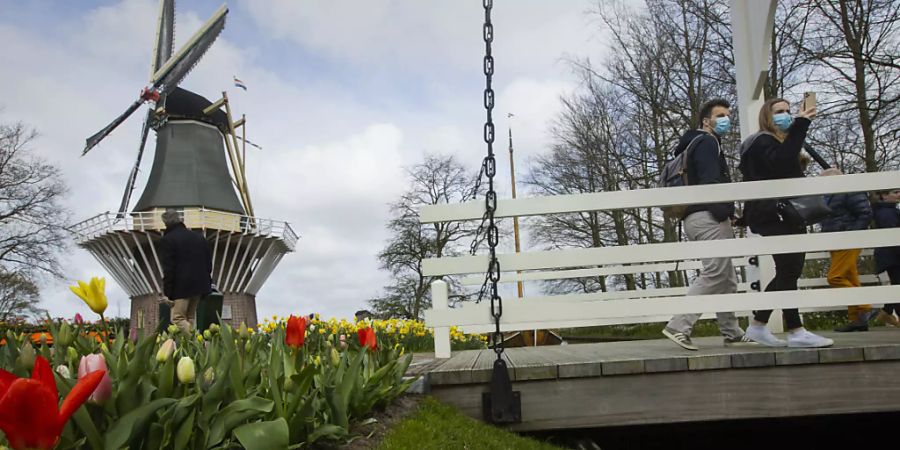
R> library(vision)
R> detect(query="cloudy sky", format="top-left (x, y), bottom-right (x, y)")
top-left (0, 0), bottom-right (629, 322)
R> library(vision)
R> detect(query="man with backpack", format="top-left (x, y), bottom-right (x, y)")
top-left (661, 98), bottom-right (755, 350)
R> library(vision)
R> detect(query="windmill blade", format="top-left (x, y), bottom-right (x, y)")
top-left (116, 110), bottom-right (153, 218)
top-left (149, 0), bottom-right (175, 79)
top-left (151, 4), bottom-right (227, 93)
top-left (83, 98), bottom-right (145, 155)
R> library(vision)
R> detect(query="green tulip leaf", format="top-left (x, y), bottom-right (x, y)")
top-left (233, 418), bottom-right (289, 450)
top-left (104, 398), bottom-right (176, 450)
top-left (173, 409), bottom-right (196, 450)
top-left (206, 396), bottom-right (274, 448)
top-left (308, 424), bottom-right (347, 444)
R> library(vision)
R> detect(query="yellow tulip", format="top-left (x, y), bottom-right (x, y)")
top-left (69, 277), bottom-right (108, 315)
top-left (177, 356), bottom-right (196, 384)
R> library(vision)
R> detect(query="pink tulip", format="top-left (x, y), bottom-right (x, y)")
top-left (78, 354), bottom-right (112, 405)
top-left (74, 313), bottom-right (84, 325)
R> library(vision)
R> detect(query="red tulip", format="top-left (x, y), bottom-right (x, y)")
top-left (284, 315), bottom-right (307, 348)
top-left (73, 313), bottom-right (84, 325)
top-left (0, 355), bottom-right (105, 450)
top-left (357, 327), bottom-right (377, 351)
top-left (77, 354), bottom-right (112, 405)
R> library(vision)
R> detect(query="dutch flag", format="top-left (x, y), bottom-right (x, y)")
top-left (233, 76), bottom-right (247, 91)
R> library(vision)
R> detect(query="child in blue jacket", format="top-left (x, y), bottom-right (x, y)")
top-left (872, 189), bottom-right (900, 326)
top-left (820, 168), bottom-right (873, 332)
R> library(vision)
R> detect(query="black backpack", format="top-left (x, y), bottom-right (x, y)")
top-left (658, 135), bottom-right (705, 219)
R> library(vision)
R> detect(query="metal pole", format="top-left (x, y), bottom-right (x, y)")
top-left (241, 114), bottom-right (247, 176)
top-left (509, 115), bottom-right (534, 347)
top-left (508, 121), bottom-right (524, 299)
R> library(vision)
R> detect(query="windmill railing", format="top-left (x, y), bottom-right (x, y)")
top-left (420, 171), bottom-right (900, 358)
top-left (70, 208), bottom-right (299, 251)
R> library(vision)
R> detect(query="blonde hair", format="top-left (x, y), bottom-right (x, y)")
top-left (759, 97), bottom-right (789, 141)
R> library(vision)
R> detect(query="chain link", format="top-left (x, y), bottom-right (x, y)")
top-left (480, 0), bottom-right (504, 359)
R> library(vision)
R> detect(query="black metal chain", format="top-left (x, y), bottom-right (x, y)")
top-left (476, 0), bottom-right (520, 424)
top-left (480, 0), bottom-right (504, 359)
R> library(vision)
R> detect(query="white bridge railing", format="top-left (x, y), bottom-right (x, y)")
top-left (421, 172), bottom-right (900, 358)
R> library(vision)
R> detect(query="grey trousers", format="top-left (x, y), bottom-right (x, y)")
top-left (665, 211), bottom-right (743, 339)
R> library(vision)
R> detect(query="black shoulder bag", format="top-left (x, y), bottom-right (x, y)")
top-left (776, 143), bottom-right (832, 226)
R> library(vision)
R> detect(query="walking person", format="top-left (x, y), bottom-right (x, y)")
top-left (738, 97), bottom-right (833, 348)
top-left (661, 99), bottom-right (755, 350)
top-left (872, 189), bottom-right (900, 326)
top-left (160, 209), bottom-right (213, 334)
top-left (817, 168), bottom-right (874, 332)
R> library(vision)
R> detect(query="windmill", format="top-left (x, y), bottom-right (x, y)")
top-left (72, 0), bottom-right (296, 334)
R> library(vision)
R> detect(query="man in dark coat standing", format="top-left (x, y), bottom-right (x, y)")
top-left (160, 209), bottom-right (212, 334)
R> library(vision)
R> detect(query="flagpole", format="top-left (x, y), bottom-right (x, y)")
top-left (509, 114), bottom-right (537, 347)
top-left (507, 114), bottom-right (523, 299)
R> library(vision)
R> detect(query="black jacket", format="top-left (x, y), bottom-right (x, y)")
top-left (675, 130), bottom-right (735, 222)
top-left (160, 222), bottom-right (213, 299)
top-left (820, 192), bottom-right (872, 232)
top-left (873, 202), bottom-right (900, 273)
top-left (738, 118), bottom-right (811, 233)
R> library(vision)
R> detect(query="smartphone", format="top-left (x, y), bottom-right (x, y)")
top-left (803, 92), bottom-right (816, 111)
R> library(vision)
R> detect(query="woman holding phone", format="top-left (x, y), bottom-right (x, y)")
top-left (737, 97), bottom-right (834, 348)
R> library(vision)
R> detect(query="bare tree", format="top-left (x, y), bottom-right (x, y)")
top-left (370, 154), bottom-right (482, 319)
top-left (0, 122), bottom-right (71, 314)
top-left (0, 272), bottom-right (44, 321)
top-left (531, 0), bottom-right (738, 291)
top-left (793, 0), bottom-right (900, 172)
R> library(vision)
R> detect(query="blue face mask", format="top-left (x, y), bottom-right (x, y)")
top-left (773, 113), bottom-right (793, 131)
top-left (713, 117), bottom-right (731, 135)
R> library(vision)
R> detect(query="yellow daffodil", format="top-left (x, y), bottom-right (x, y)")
top-left (69, 277), bottom-right (108, 315)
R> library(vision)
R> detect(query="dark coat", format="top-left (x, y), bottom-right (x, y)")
top-left (160, 222), bottom-right (213, 299)
top-left (738, 118), bottom-right (811, 234)
top-left (820, 192), bottom-right (872, 232)
top-left (873, 202), bottom-right (900, 273)
top-left (675, 129), bottom-right (735, 222)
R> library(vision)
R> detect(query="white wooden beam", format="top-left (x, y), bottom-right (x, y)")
top-left (731, 0), bottom-right (777, 140)
top-left (424, 228), bottom-right (900, 276)
top-left (424, 285), bottom-right (900, 329)
top-left (419, 172), bottom-right (899, 223)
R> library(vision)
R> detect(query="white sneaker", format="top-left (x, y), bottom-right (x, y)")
top-left (745, 325), bottom-right (787, 347)
top-left (787, 329), bottom-right (834, 348)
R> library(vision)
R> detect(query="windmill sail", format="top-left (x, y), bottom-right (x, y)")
top-left (150, 0), bottom-right (176, 79)
top-left (151, 5), bottom-right (227, 93)
top-left (116, 109), bottom-right (154, 217)
top-left (82, 3), bottom-right (227, 155)
top-left (83, 98), bottom-right (145, 155)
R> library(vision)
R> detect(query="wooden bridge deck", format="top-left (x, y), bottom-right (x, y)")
top-left (418, 329), bottom-right (900, 431)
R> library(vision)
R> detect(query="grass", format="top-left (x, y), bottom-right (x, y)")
top-left (376, 397), bottom-right (564, 450)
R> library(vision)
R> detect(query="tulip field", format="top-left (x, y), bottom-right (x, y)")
top-left (0, 278), bottom-right (489, 449)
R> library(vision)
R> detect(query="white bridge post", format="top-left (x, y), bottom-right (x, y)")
top-left (431, 280), bottom-right (451, 358)
top-left (731, 0), bottom-right (781, 333)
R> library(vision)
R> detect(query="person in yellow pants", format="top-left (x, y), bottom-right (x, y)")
top-left (819, 169), bottom-right (874, 332)
top-left (829, 248), bottom-right (871, 329)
